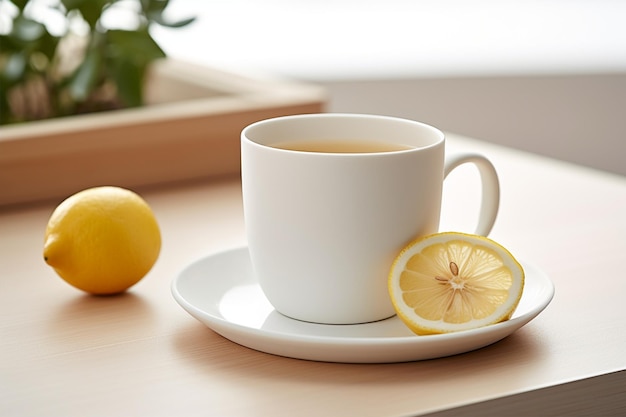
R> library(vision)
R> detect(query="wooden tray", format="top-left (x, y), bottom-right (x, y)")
top-left (0, 60), bottom-right (326, 207)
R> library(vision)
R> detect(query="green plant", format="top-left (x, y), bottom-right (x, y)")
top-left (0, 0), bottom-right (194, 125)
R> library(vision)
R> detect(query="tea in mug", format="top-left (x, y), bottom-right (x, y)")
top-left (271, 139), bottom-right (413, 153)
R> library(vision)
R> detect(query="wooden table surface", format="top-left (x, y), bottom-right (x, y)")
top-left (1, 134), bottom-right (625, 417)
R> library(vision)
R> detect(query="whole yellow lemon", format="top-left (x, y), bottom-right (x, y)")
top-left (43, 186), bottom-right (161, 295)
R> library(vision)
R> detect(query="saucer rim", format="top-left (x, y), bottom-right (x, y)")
top-left (171, 246), bottom-right (555, 361)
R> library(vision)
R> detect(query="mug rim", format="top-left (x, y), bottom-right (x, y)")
top-left (241, 113), bottom-right (445, 155)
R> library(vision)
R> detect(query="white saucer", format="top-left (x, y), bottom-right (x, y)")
top-left (171, 247), bottom-right (554, 363)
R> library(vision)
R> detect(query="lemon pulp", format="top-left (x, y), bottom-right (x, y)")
top-left (388, 232), bottom-right (524, 335)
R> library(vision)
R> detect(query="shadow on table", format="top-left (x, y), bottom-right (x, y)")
top-left (46, 291), bottom-right (157, 351)
top-left (170, 319), bottom-right (549, 387)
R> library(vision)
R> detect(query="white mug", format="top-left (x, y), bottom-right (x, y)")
top-left (241, 114), bottom-right (499, 325)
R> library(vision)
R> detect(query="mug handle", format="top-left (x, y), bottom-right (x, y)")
top-left (444, 153), bottom-right (500, 236)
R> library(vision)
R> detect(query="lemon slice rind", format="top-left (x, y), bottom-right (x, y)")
top-left (388, 232), bottom-right (525, 335)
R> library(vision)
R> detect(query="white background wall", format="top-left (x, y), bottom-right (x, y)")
top-left (154, 0), bottom-right (626, 175)
top-left (322, 73), bottom-right (626, 176)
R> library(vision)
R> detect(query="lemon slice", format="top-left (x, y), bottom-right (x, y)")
top-left (388, 232), bottom-right (524, 335)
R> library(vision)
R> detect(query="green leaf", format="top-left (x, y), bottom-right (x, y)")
top-left (107, 29), bottom-right (165, 64)
top-left (34, 31), bottom-right (61, 62)
top-left (140, 0), bottom-right (169, 15)
top-left (148, 13), bottom-right (195, 28)
top-left (0, 34), bottom-right (20, 53)
top-left (61, 0), bottom-right (108, 29)
top-left (9, 0), bottom-right (29, 11)
top-left (60, 0), bottom-right (90, 11)
top-left (140, 0), bottom-right (195, 28)
top-left (61, 0), bottom-right (82, 8)
top-left (112, 58), bottom-right (143, 107)
top-left (67, 46), bottom-right (102, 101)
top-left (0, 93), bottom-right (11, 124)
